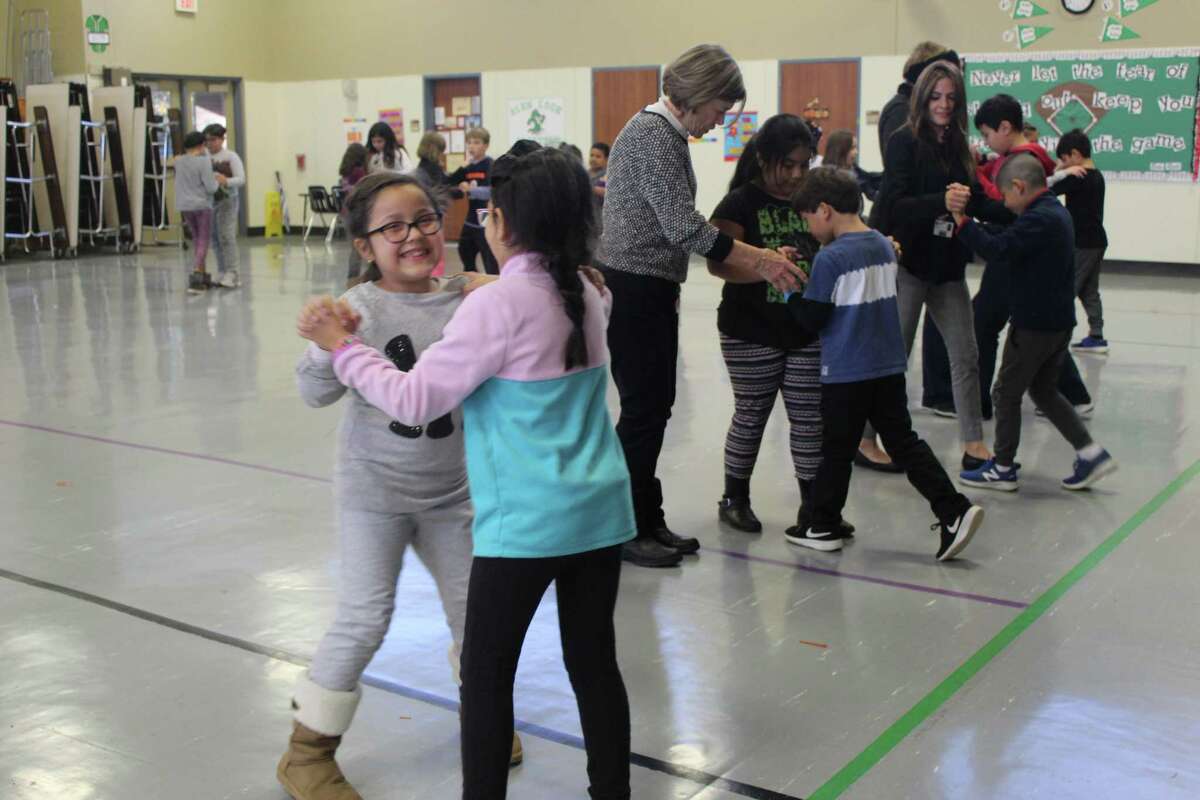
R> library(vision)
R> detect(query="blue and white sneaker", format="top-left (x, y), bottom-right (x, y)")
top-left (1071, 335), bottom-right (1109, 355)
top-left (959, 459), bottom-right (1019, 492)
top-left (1062, 449), bottom-right (1118, 490)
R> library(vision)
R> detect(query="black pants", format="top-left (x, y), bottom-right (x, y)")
top-left (602, 267), bottom-right (680, 535)
top-left (992, 328), bottom-right (1093, 466)
top-left (812, 374), bottom-right (970, 529)
top-left (922, 265), bottom-right (1091, 416)
top-left (460, 545), bottom-right (631, 800)
top-left (458, 224), bottom-right (500, 275)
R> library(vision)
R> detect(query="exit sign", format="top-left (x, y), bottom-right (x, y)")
top-left (176, 0), bottom-right (198, 12)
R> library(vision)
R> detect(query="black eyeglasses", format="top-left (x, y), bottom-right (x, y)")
top-left (366, 213), bottom-right (443, 244)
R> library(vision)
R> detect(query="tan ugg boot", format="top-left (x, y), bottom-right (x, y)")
top-left (510, 731), bottom-right (524, 767)
top-left (277, 674), bottom-right (363, 800)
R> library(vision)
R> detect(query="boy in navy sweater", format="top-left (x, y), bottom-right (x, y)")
top-left (786, 167), bottom-right (984, 561)
top-left (1054, 128), bottom-right (1110, 355)
top-left (955, 155), bottom-right (1116, 491)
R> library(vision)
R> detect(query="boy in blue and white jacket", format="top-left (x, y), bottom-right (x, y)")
top-left (785, 167), bottom-right (985, 562)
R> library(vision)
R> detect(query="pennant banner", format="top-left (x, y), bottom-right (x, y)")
top-left (1100, 16), bottom-right (1141, 42)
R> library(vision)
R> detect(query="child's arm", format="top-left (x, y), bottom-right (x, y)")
top-left (296, 344), bottom-right (349, 407)
top-left (224, 152), bottom-right (246, 189)
top-left (965, 182), bottom-right (1014, 224)
top-left (201, 162), bottom-right (220, 195)
top-left (304, 290), bottom-right (510, 426)
top-left (785, 251), bottom-right (836, 334)
top-left (957, 208), bottom-right (1049, 265)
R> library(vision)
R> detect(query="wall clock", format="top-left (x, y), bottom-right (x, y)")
top-left (1062, 0), bottom-right (1096, 13)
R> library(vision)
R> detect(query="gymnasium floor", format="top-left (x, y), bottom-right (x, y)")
top-left (1, 240), bottom-right (1197, 800)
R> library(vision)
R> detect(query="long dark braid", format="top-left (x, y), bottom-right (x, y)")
top-left (491, 147), bottom-right (594, 369)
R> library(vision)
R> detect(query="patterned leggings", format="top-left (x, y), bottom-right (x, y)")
top-left (721, 335), bottom-right (823, 483)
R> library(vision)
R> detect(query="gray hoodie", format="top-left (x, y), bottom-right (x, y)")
top-left (174, 152), bottom-right (219, 212)
top-left (296, 277), bottom-right (470, 513)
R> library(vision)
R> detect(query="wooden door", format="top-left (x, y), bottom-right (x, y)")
top-left (427, 76), bottom-right (480, 242)
top-left (779, 61), bottom-right (861, 156)
top-left (592, 67), bottom-right (661, 149)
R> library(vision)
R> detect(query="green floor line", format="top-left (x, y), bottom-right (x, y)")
top-left (807, 458), bottom-right (1200, 800)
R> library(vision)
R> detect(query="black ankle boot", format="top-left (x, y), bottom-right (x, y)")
top-left (718, 496), bottom-right (762, 533)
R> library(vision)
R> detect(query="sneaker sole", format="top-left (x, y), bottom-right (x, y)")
top-left (957, 476), bottom-right (1018, 492)
top-left (938, 506), bottom-right (984, 562)
top-left (1061, 458), bottom-right (1119, 491)
top-left (1071, 346), bottom-right (1108, 355)
top-left (784, 532), bottom-right (844, 552)
top-left (932, 410), bottom-right (957, 418)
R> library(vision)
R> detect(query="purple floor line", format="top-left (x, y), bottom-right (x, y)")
top-left (0, 419), bottom-right (332, 485)
top-left (706, 547), bottom-right (1029, 609)
top-left (3, 418), bottom-right (1026, 609)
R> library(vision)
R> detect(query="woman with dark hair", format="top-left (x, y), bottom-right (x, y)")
top-left (366, 121), bottom-right (414, 174)
top-left (870, 61), bottom-right (1011, 472)
top-left (338, 142), bottom-right (371, 282)
top-left (708, 114), bottom-right (853, 539)
top-left (598, 43), bottom-right (804, 568)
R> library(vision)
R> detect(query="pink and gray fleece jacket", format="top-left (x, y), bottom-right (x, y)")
top-left (331, 252), bottom-right (636, 559)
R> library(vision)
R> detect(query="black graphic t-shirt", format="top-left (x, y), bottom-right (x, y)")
top-left (712, 183), bottom-right (818, 349)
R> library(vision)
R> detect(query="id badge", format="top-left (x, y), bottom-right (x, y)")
top-left (933, 217), bottom-right (956, 239)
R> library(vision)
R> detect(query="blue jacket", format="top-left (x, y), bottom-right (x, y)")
top-left (957, 192), bottom-right (1076, 332)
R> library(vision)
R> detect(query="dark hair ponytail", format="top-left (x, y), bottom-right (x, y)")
top-left (344, 172), bottom-right (445, 286)
top-left (491, 148), bottom-right (593, 370)
top-left (728, 113), bottom-right (814, 192)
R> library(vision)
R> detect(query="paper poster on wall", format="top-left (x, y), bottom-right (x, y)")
top-left (723, 112), bottom-right (758, 162)
top-left (964, 50), bottom-right (1200, 181)
top-left (379, 108), bottom-right (405, 144)
top-left (343, 117), bottom-right (369, 145)
top-left (452, 97), bottom-right (472, 117)
top-left (507, 97), bottom-right (565, 146)
top-left (434, 106), bottom-right (446, 127)
top-left (466, 115), bottom-right (482, 129)
top-left (449, 129), bottom-right (466, 154)
top-left (471, 96), bottom-right (482, 115)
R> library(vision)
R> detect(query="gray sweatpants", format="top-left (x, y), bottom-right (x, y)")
top-left (992, 328), bottom-right (1092, 465)
top-left (1075, 248), bottom-right (1105, 338)
top-left (865, 267), bottom-right (984, 443)
top-left (308, 501), bottom-right (474, 692)
top-left (210, 194), bottom-right (240, 275)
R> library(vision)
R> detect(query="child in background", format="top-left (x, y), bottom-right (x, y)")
top-left (956, 155), bottom-right (1117, 492)
top-left (588, 141), bottom-right (609, 245)
top-left (1023, 122), bottom-right (1040, 145)
top-left (822, 129), bottom-right (881, 202)
top-left (278, 172), bottom-right (521, 800)
top-left (1054, 128), bottom-right (1110, 355)
top-left (366, 121), bottom-right (415, 174)
top-left (173, 131), bottom-right (219, 294)
top-left (338, 142), bottom-right (369, 284)
top-left (708, 114), bottom-right (853, 539)
top-left (786, 167), bottom-right (984, 561)
top-left (298, 148), bottom-right (636, 799)
top-left (446, 127), bottom-right (498, 274)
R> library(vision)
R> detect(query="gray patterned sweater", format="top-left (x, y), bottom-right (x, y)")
top-left (596, 104), bottom-right (734, 283)
top-left (295, 277), bottom-right (470, 513)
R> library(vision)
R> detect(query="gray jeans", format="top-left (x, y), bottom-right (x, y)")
top-left (865, 267), bottom-right (984, 443)
top-left (992, 328), bottom-right (1093, 465)
top-left (308, 501), bottom-right (473, 692)
top-left (1075, 248), bottom-right (1105, 338)
top-left (210, 195), bottom-right (240, 274)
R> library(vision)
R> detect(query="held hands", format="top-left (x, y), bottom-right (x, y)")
top-left (1057, 165), bottom-right (1088, 179)
top-left (756, 248), bottom-right (807, 293)
top-left (215, 173), bottom-right (229, 187)
top-left (298, 297), bottom-right (360, 351)
top-left (945, 183), bottom-right (971, 215)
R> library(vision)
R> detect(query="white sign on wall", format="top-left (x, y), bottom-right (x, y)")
top-left (176, 0), bottom-right (198, 13)
top-left (507, 97), bottom-right (565, 146)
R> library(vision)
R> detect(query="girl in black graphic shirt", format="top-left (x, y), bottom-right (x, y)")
top-left (708, 113), bottom-right (853, 539)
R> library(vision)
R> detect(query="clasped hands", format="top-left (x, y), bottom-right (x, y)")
top-left (945, 183), bottom-right (972, 226)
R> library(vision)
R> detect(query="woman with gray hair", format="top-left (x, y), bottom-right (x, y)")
top-left (598, 43), bottom-right (804, 569)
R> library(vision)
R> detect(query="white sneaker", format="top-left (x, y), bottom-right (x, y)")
top-left (218, 271), bottom-right (240, 289)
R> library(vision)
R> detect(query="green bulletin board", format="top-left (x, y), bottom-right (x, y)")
top-left (964, 48), bottom-right (1200, 182)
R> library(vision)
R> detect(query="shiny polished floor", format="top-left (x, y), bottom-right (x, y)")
top-left (1, 240), bottom-right (1198, 800)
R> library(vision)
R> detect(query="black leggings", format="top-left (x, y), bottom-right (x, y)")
top-left (458, 225), bottom-right (499, 275)
top-left (460, 545), bottom-right (631, 800)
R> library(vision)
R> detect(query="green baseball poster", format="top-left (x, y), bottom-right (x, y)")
top-left (965, 48), bottom-right (1200, 181)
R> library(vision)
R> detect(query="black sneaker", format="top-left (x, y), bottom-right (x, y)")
top-left (717, 496), bottom-right (762, 533)
top-left (934, 505), bottom-right (985, 562)
top-left (621, 538), bottom-right (682, 568)
top-left (784, 525), bottom-right (843, 552)
top-left (650, 525), bottom-right (699, 555)
top-left (187, 271), bottom-right (209, 293)
top-left (790, 507), bottom-right (855, 539)
top-left (924, 402), bottom-right (957, 418)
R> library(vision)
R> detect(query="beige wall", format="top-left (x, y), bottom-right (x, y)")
top-left (78, 0), bottom-right (273, 79)
top-left (3, 0), bottom-right (84, 81)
